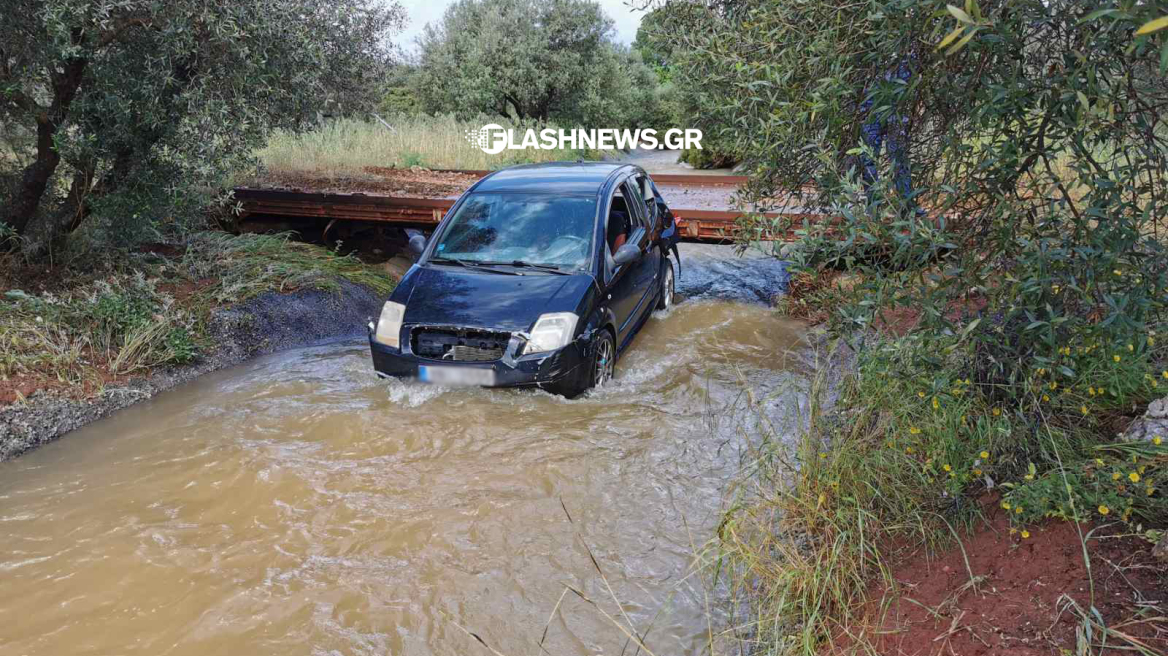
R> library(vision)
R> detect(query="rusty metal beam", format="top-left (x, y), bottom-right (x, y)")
top-left (430, 169), bottom-right (749, 187)
top-left (232, 187), bottom-right (805, 242)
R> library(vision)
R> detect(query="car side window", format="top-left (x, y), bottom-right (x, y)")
top-left (633, 175), bottom-right (655, 224)
top-left (623, 179), bottom-right (649, 230)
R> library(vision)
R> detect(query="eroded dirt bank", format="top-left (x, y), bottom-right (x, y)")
top-left (0, 280), bottom-right (384, 460)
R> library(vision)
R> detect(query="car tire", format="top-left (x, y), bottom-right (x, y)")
top-left (589, 329), bottom-right (616, 390)
top-left (546, 329), bottom-right (615, 399)
top-left (656, 256), bottom-right (675, 311)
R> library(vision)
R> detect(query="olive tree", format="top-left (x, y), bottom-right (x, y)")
top-left (0, 0), bottom-right (404, 253)
top-left (415, 0), bottom-right (662, 128)
top-left (660, 0), bottom-right (1168, 391)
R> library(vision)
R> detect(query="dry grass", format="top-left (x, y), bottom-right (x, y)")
top-left (253, 115), bottom-right (613, 178)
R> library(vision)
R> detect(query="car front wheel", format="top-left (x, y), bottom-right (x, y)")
top-left (545, 329), bottom-right (614, 398)
top-left (591, 330), bottom-right (615, 388)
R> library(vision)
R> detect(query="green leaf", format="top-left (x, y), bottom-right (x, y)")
top-left (1161, 39), bottom-right (1168, 73)
top-left (946, 5), bottom-right (975, 25)
top-left (946, 26), bottom-right (980, 55)
top-left (1135, 15), bottom-right (1168, 35)
top-left (937, 25), bottom-right (966, 50)
top-left (1080, 8), bottom-right (1119, 24)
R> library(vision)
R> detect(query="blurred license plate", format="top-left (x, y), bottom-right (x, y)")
top-left (418, 365), bottom-right (495, 386)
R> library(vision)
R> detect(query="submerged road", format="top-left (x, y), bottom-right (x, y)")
top-left (0, 245), bottom-right (806, 656)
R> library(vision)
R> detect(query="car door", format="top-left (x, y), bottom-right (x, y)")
top-left (622, 177), bottom-right (662, 328)
top-left (602, 182), bottom-right (638, 338)
top-left (605, 179), bottom-right (659, 348)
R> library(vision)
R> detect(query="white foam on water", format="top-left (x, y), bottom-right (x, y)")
top-left (382, 378), bottom-right (450, 407)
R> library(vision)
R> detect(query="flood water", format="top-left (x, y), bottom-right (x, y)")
top-left (0, 246), bottom-right (806, 656)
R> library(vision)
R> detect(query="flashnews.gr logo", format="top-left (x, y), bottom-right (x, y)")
top-left (464, 124), bottom-right (703, 155)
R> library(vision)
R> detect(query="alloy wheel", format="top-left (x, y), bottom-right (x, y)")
top-left (662, 264), bottom-right (674, 309)
top-left (594, 335), bottom-right (614, 387)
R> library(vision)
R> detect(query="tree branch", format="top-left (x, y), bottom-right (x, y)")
top-left (97, 17), bottom-right (154, 48)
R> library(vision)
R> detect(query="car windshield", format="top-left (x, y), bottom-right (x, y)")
top-left (430, 193), bottom-right (596, 269)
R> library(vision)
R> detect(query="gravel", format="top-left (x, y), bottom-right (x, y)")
top-left (0, 279), bottom-right (385, 461)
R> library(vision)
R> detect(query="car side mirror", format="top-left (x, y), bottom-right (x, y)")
top-left (408, 234), bottom-right (426, 255)
top-left (612, 242), bottom-right (642, 266)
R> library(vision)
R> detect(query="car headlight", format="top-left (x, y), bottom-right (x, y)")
top-left (525, 312), bottom-right (579, 354)
top-left (373, 301), bottom-right (406, 348)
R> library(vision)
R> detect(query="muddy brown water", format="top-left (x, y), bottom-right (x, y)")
top-left (1, 248), bottom-right (808, 656)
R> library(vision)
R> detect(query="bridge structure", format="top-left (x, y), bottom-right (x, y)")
top-left (233, 171), bottom-right (811, 243)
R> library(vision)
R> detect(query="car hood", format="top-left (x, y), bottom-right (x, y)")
top-left (396, 264), bottom-right (595, 332)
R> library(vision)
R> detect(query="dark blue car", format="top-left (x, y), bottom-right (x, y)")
top-left (369, 162), bottom-right (681, 397)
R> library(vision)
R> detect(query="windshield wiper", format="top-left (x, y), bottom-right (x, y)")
top-left (505, 260), bottom-right (574, 275)
top-left (430, 257), bottom-right (523, 275)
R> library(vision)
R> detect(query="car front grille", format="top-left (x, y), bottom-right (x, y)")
top-left (411, 327), bottom-right (511, 362)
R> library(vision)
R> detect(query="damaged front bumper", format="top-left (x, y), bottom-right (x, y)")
top-left (368, 323), bottom-right (590, 390)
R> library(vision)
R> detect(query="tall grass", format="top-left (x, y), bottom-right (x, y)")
top-left (255, 115), bottom-right (613, 176)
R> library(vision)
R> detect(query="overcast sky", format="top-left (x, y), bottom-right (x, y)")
top-left (393, 0), bottom-right (649, 52)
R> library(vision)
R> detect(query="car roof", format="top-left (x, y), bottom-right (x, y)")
top-left (472, 161), bottom-right (637, 194)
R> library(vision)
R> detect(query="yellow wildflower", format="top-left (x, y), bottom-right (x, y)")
top-left (1014, 506), bottom-right (1022, 514)
top-left (1021, 530), bottom-right (1030, 539)
top-left (1049, 381), bottom-right (1057, 390)
top-left (918, 391), bottom-right (925, 398)
top-left (1081, 405), bottom-right (1089, 415)
top-left (1162, 370), bottom-right (1168, 379)
top-left (980, 450), bottom-right (990, 459)
top-left (1129, 472), bottom-right (1140, 483)
top-left (1113, 355), bottom-right (1121, 362)
top-left (1148, 487), bottom-right (1156, 497)
top-left (1154, 436), bottom-right (1162, 446)
top-left (905, 446), bottom-right (914, 454)
top-left (1088, 386), bottom-right (1096, 396)
top-left (932, 397), bottom-right (940, 410)
top-left (992, 408), bottom-right (1001, 417)
top-left (1098, 504), bottom-right (1110, 515)
top-left (1128, 343), bottom-right (1134, 352)
top-left (1001, 501), bottom-right (1012, 510)
top-left (1043, 394), bottom-right (1050, 402)
top-left (910, 426), bottom-right (921, 435)
top-left (942, 464), bottom-right (952, 472)
top-left (973, 468), bottom-right (983, 476)
top-left (1112, 472), bottom-right (1122, 481)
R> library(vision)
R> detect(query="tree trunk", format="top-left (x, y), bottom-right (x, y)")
top-left (22, 146), bottom-right (136, 255)
top-left (0, 56), bottom-right (88, 236)
top-left (2, 122), bottom-right (63, 234)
